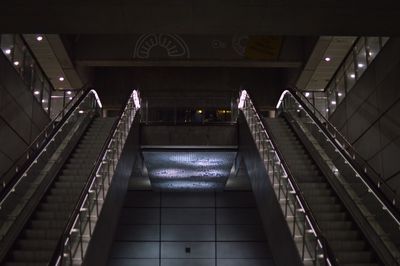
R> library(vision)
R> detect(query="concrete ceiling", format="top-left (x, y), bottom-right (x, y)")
top-left (1, 1), bottom-right (400, 35)
top-left (23, 34), bottom-right (83, 89)
top-left (296, 36), bottom-right (356, 91)
top-left (68, 35), bottom-right (306, 68)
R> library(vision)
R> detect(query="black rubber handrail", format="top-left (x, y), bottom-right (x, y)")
top-left (0, 86), bottom-right (91, 202)
top-left (244, 97), bottom-right (338, 266)
top-left (49, 91), bottom-right (136, 265)
top-left (285, 87), bottom-right (400, 223)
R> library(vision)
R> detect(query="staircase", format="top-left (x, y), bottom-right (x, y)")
top-left (3, 117), bottom-right (116, 266)
top-left (265, 117), bottom-right (380, 266)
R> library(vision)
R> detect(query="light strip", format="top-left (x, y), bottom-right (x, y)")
top-left (132, 90), bottom-right (141, 108)
top-left (89, 89), bottom-right (103, 108)
top-left (276, 89), bottom-right (290, 109)
top-left (238, 90), bottom-right (247, 109)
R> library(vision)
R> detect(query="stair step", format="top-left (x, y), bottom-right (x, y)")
top-left (12, 250), bottom-right (52, 262)
top-left (24, 228), bottom-right (62, 239)
top-left (30, 219), bottom-right (66, 230)
top-left (325, 230), bottom-right (360, 240)
top-left (309, 203), bottom-right (343, 212)
top-left (16, 239), bottom-right (58, 251)
top-left (35, 211), bottom-right (69, 220)
top-left (40, 202), bottom-right (74, 212)
top-left (329, 240), bottom-right (367, 251)
top-left (336, 251), bottom-right (374, 263)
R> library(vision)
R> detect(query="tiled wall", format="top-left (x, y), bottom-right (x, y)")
top-left (0, 52), bottom-right (50, 176)
top-left (329, 37), bottom-right (400, 195)
top-left (108, 191), bottom-right (274, 266)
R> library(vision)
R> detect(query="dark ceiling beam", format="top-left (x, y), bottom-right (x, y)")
top-left (1, 1), bottom-right (400, 35)
top-left (76, 60), bottom-right (302, 68)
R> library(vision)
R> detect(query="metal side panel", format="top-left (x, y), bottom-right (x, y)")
top-left (83, 115), bottom-right (142, 266)
top-left (238, 113), bottom-right (302, 266)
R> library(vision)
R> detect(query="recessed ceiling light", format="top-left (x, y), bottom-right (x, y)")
top-left (338, 92), bottom-right (343, 97)
top-left (42, 99), bottom-right (46, 103)
top-left (34, 90), bottom-right (40, 95)
top-left (305, 92), bottom-right (310, 97)
top-left (66, 91), bottom-right (72, 95)
top-left (350, 73), bottom-right (356, 78)
top-left (13, 61), bottom-right (20, 66)
top-left (358, 63), bottom-right (364, 68)
top-left (5, 49), bottom-right (11, 55)
top-left (324, 57), bottom-right (331, 62)
top-left (59, 77), bottom-right (64, 81)
top-left (69, 97), bottom-right (73, 100)
top-left (326, 108), bottom-right (329, 112)
top-left (36, 35), bottom-right (43, 41)
top-left (331, 101), bottom-right (336, 105)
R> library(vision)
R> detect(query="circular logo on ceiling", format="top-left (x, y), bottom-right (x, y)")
top-left (232, 35), bottom-right (249, 57)
top-left (133, 34), bottom-right (190, 59)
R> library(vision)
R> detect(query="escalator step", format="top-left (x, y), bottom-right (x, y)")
top-left (336, 251), bottom-right (374, 263)
top-left (29, 219), bottom-right (66, 230)
top-left (12, 250), bottom-right (52, 262)
top-left (325, 230), bottom-right (360, 240)
top-left (23, 228), bottom-right (62, 239)
top-left (330, 240), bottom-right (367, 251)
top-left (16, 239), bottom-right (57, 250)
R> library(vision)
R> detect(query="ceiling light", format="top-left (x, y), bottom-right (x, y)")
top-left (41, 99), bottom-right (46, 103)
top-left (331, 101), bottom-right (336, 105)
top-left (13, 61), bottom-right (20, 66)
top-left (4, 49), bottom-right (11, 55)
top-left (305, 92), bottom-right (310, 97)
top-left (36, 35), bottom-right (43, 41)
top-left (358, 63), bottom-right (364, 68)
top-left (350, 73), bottom-right (356, 78)
top-left (326, 108), bottom-right (329, 112)
top-left (69, 97), bottom-right (73, 100)
top-left (324, 57), bottom-right (331, 62)
top-left (66, 91), bottom-right (72, 95)
top-left (59, 77), bottom-right (64, 81)
top-left (34, 90), bottom-right (40, 95)
top-left (338, 92), bottom-right (343, 97)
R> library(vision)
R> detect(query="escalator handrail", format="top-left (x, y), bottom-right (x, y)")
top-left (240, 91), bottom-right (338, 266)
top-left (278, 88), bottom-right (400, 226)
top-left (49, 90), bottom-right (140, 265)
top-left (0, 87), bottom-right (102, 205)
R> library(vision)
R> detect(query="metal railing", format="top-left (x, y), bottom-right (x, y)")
top-left (277, 88), bottom-right (400, 263)
top-left (51, 90), bottom-right (141, 266)
top-left (239, 90), bottom-right (336, 266)
top-left (0, 87), bottom-right (91, 199)
top-left (0, 89), bottom-right (102, 257)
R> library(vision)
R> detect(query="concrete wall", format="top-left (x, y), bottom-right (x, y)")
top-left (0, 53), bottom-right (50, 176)
top-left (93, 67), bottom-right (285, 111)
top-left (329, 38), bottom-right (400, 196)
top-left (141, 125), bottom-right (237, 146)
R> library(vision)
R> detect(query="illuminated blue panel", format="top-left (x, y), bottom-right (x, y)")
top-left (143, 150), bottom-right (236, 191)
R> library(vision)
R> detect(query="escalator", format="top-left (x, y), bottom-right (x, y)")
top-left (4, 117), bottom-right (115, 265)
top-left (265, 117), bottom-right (379, 265)
top-left (0, 89), bottom-right (141, 265)
top-left (239, 89), bottom-right (400, 265)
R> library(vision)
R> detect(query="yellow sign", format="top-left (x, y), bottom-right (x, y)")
top-left (245, 36), bottom-right (283, 60)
